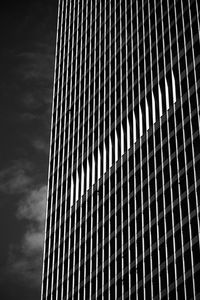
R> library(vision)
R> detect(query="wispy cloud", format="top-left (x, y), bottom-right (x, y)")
top-left (0, 161), bottom-right (47, 287)
top-left (31, 138), bottom-right (49, 154)
top-left (18, 52), bottom-right (54, 82)
top-left (15, 43), bottom-right (54, 85)
top-left (17, 185), bottom-right (46, 224)
top-left (6, 184), bottom-right (47, 286)
top-left (0, 161), bottom-right (32, 195)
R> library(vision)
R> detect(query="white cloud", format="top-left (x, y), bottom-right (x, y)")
top-left (20, 112), bottom-right (39, 121)
top-left (7, 185), bottom-right (47, 285)
top-left (17, 185), bottom-right (46, 224)
top-left (0, 162), bottom-right (32, 194)
top-left (22, 229), bottom-right (44, 254)
top-left (1, 161), bottom-right (47, 287)
top-left (17, 50), bottom-right (54, 84)
top-left (7, 243), bottom-right (43, 287)
top-left (32, 138), bottom-right (49, 154)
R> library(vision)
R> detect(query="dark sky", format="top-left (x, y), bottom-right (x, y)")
top-left (0, 1), bottom-right (57, 299)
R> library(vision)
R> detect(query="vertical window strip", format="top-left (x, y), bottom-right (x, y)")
top-left (98, 146), bottom-right (101, 180)
top-left (125, 4), bottom-right (132, 294)
top-left (73, 0), bottom-right (81, 206)
top-left (82, 2), bottom-right (89, 298)
top-left (76, 171), bottom-right (79, 201)
top-left (121, 123), bottom-right (125, 155)
top-left (134, 3), bottom-right (140, 298)
top-left (103, 141), bottom-right (107, 174)
top-left (158, 84), bottom-right (163, 117)
top-left (145, 97), bottom-right (150, 130)
top-left (188, 1), bottom-right (200, 275)
top-left (171, 71), bottom-right (177, 104)
top-left (147, 1), bottom-right (156, 298)
top-left (141, 1), bottom-right (146, 297)
top-left (139, 103), bottom-right (143, 137)
top-left (164, 7), bottom-right (177, 296)
top-left (133, 111), bottom-right (137, 144)
top-left (87, 6), bottom-right (94, 294)
top-left (42, 0), bottom-right (63, 298)
top-left (60, 0), bottom-right (73, 298)
top-left (115, 128), bottom-right (119, 162)
top-left (160, 4), bottom-right (172, 295)
top-left (92, 153), bottom-right (95, 185)
top-left (49, 0), bottom-right (67, 297)
top-left (65, 1), bottom-right (79, 297)
top-left (152, 92), bottom-right (156, 124)
top-left (165, 78), bottom-right (170, 111)
top-left (94, 4), bottom-right (100, 290)
top-left (173, 2), bottom-right (188, 298)
top-left (181, 2), bottom-right (197, 296)
top-left (56, 0), bottom-right (72, 296)
top-left (91, 2), bottom-right (96, 188)
top-left (109, 136), bottom-right (112, 168)
top-left (127, 117), bottom-right (131, 149)
top-left (79, 2), bottom-right (85, 201)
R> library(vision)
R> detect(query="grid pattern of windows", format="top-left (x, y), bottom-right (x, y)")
top-left (41, 0), bottom-right (200, 299)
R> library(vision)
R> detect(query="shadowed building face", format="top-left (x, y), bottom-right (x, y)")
top-left (41, 1), bottom-right (200, 299)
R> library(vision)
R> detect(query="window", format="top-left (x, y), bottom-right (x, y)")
top-left (181, 198), bottom-right (188, 219)
top-left (176, 255), bottom-right (184, 278)
top-left (159, 219), bottom-right (164, 238)
top-left (191, 217), bottom-right (198, 239)
top-left (187, 167), bottom-right (194, 186)
top-left (160, 268), bottom-right (167, 290)
top-left (184, 249), bottom-right (192, 272)
top-left (183, 100), bottom-right (189, 118)
top-left (167, 236), bottom-right (173, 257)
top-left (155, 128), bottom-right (161, 146)
top-left (185, 122), bottom-right (191, 140)
top-left (192, 242), bottom-right (200, 265)
top-left (162, 122), bottom-right (167, 138)
top-left (156, 149), bottom-right (161, 167)
top-left (149, 156), bottom-right (154, 174)
top-left (178, 151), bottom-right (185, 170)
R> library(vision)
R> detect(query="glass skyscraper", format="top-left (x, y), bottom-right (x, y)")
top-left (41, 0), bottom-right (200, 299)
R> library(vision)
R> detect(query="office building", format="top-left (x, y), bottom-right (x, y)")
top-left (41, 0), bottom-right (200, 299)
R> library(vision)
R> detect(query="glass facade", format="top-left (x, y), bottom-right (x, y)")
top-left (41, 0), bottom-right (200, 299)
